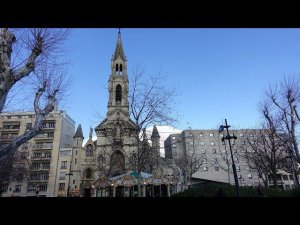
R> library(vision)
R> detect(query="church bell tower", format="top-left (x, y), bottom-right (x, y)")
top-left (107, 30), bottom-right (129, 117)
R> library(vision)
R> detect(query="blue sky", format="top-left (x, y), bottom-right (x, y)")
top-left (61, 28), bottom-right (300, 138)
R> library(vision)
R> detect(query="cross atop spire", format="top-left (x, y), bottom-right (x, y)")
top-left (113, 29), bottom-right (126, 61)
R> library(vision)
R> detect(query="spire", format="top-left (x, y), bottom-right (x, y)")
top-left (151, 125), bottom-right (160, 139)
top-left (89, 126), bottom-right (93, 139)
top-left (113, 29), bottom-right (126, 61)
top-left (73, 124), bottom-right (84, 139)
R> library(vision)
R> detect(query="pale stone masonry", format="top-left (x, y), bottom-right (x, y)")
top-left (0, 110), bottom-right (75, 197)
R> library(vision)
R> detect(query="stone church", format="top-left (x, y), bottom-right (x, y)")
top-left (69, 31), bottom-right (165, 197)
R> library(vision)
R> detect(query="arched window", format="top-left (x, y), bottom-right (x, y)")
top-left (86, 144), bottom-right (93, 157)
top-left (85, 168), bottom-right (92, 179)
top-left (120, 64), bottom-right (122, 72)
top-left (116, 84), bottom-right (122, 102)
top-left (110, 151), bottom-right (125, 176)
top-left (116, 64), bottom-right (119, 72)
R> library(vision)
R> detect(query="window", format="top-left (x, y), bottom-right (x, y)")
top-left (14, 185), bottom-right (21, 193)
top-left (209, 133), bottom-right (214, 137)
top-left (75, 158), bottom-right (77, 164)
top-left (85, 168), bottom-right (92, 179)
top-left (86, 145), bottom-right (93, 157)
top-left (45, 153), bottom-right (51, 158)
top-left (189, 141), bottom-right (193, 146)
top-left (289, 175), bottom-right (293, 180)
top-left (203, 167), bottom-right (208, 171)
top-left (213, 158), bottom-right (218, 164)
top-left (49, 122), bottom-right (55, 128)
top-left (2, 186), bottom-right (8, 193)
top-left (282, 175), bottom-right (288, 180)
top-left (59, 172), bottom-right (66, 180)
top-left (76, 150), bottom-right (78, 155)
top-left (188, 133), bottom-right (193, 138)
top-left (116, 84), bottom-right (122, 102)
top-left (59, 183), bottom-right (65, 191)
top-left (60, 150), bottom-right (71, 156)
top-left (248, 174), bottom-right (252, 179)
top-left (26, 123), bottom-right (32, 130)
top-left (199, 133), bottom-right (204, 137)
top-left (32, 163), bottom-right (40, 170)
top-left (203, 158), bottom-right (207, 164)
top-left (172, 136), bottom-right (176, 140)
top-left (210, 141), bottom-right (215, 146)
top-left (47, 132), bottom-right (54, 138)
top-left (240, 133), bottom-right (244, 137)
top-left (233, 157), bottom-right (239, 163)
top-left (34, 152), bottom-right (42, 158)
top-left (212, 149), bottom-right (216, 154)
top-left (42, 163), bottom-right (50, 169)
top-left (61, 161), bottom-right (67, 169)
top-left (172, 144), bottom-right (176, 148)
top-left (222, 141), bottom-right (225, 145)
top-left (40, 173), bottom-right (49, 180)
top-left (201, 149), bottom-right (206, 154)
top-left (215, 166), bottom-right (219, 171)
top-left (236, 166), bottom-right (240, 172)
top-left (73, 180), bottom-right (75, 185)
top-left (200, 141), bottom-right (205, 146)
top-left (39, 184), bottom-right (47, 192)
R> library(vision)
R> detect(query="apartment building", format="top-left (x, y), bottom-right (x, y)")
top-left (0, 110), bottom-right (75, 197)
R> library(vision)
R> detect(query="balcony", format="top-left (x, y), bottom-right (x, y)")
top-left (35, 133), bottom-right (54, 140)
top-left (33, 143), bottom-right (53, 150)
top-left (0, 135), bottom-right (18, 142)
top-left (1, 125), bottom-right (20, 131)
top-left (32, 156), bottom-right (51, 161)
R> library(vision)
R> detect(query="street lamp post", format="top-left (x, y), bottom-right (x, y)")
top-left (219, 119), bottom-right (240, 197)
top-left (66, 172), bottom-right (73, 197)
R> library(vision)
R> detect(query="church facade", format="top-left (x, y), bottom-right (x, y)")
top-left (68, 32), bottom-right (176, 197)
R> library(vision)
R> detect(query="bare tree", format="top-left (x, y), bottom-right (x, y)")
top-left (0, 28), bottom-right (70, 160)
top-left (0, 142), bottom-right (31, 196)
top-left (174, 150), bottom-right (203, 191)
top-left (129, 67), bottom-right (177, 131)
top-left (127, 68), bottom-right (178, 196)
top-left (241, 102), bottom-right (290, 189)
top-left (266, 75), bottom-right (300, 164)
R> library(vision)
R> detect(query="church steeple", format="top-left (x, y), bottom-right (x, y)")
top-left (111, 30), bottom-right (127, 77)
top-left (107, 30), bottom-right (129, 116)
top-left (113, 30), bottom-right (126, 62)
